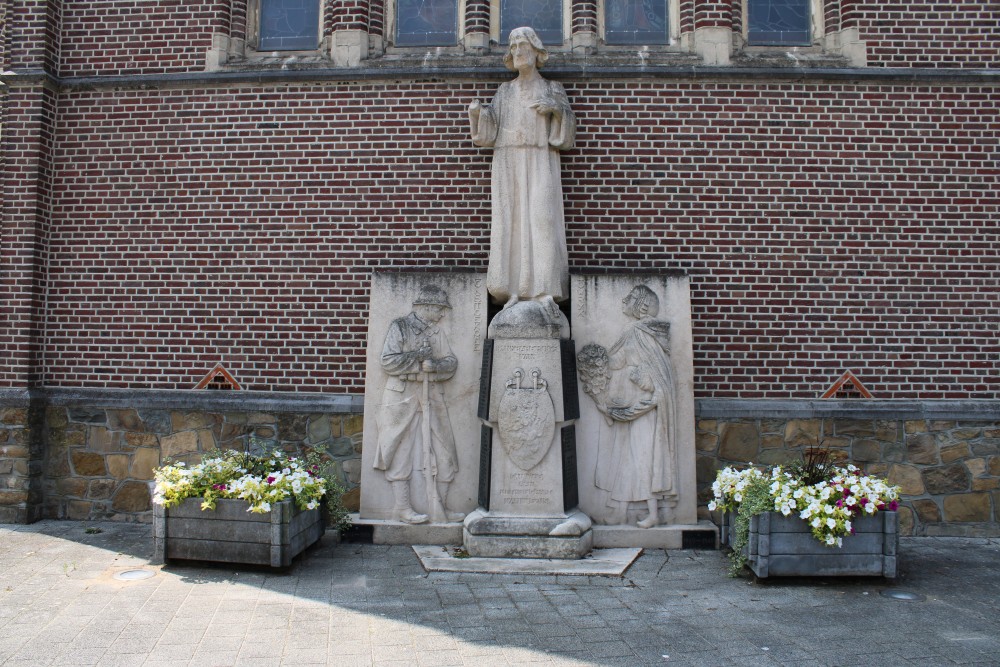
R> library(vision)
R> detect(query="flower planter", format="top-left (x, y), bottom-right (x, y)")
top-left (152, 497), bottom-right (325, 568)
top-left (721, 511), bottom-right (898, 579)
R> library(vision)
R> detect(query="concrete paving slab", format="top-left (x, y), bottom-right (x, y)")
top-left (412, 545), bottom-right (643, 576)
top-left (1, 522), bottom-right (999, 666)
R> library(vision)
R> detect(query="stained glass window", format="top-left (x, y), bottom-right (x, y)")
top-left (258, 0), bottom-right (321, 51)
top-left (500, 0), bottom-right (563, 46)
top-left (396, 0), bottom-right (459, 46)
top-left (605, 0), bottom-right (668, 45)
top-left (747, 0), bottom-right (811, 46)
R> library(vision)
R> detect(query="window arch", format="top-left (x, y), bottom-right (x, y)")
top-left (394, 0), bottom-right (462, 47)
top-left (744, 0), bottom-right (822, 47)
top-left (254, 0), bottom-right (323, 51)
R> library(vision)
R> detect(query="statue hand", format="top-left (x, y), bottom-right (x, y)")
top-left (421, 359), bottom-right (435, 372)
top-left (469, 100), bottom-right (482, 110)
top-left (530, 97), bottom-right (559, 116)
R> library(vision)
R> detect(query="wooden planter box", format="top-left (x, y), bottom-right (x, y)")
top-left (152, 498), bottom-right (325, 568)
top-left (721, 511), bottom-right (898, 578)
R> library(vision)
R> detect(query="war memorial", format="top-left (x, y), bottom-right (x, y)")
top-left (1, 1), bottom-right (999, 549)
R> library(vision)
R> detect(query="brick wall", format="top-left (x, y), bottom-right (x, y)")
top-left (35, 79), bottom-right (1000, 398)
top-left (58, 0), bottom-right (220, 76)
top-left (44, 2), bottom-right (1000, 74)
top-left (858, 2), bottom-right (1000, 68)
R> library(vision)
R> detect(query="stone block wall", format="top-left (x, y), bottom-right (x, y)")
top-left (697, 416), bottom-right (1000, 537)
top-left (0, 405), bottom-right (42, 524)
top-left (38, 396), bottom-right (363, 522)
top-left (3, 391), bottom-right (1000, 537)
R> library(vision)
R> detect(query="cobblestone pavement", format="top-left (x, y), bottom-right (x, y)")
top-left (1, 521), bottom-right (998, 666)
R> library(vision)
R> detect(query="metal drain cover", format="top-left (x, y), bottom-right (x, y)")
top-left (113, 569), bottom-right (155, 581)
top-left (880, 589), bottom-right (924, 601)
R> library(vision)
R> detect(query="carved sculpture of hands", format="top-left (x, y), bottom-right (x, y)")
top-left (469, 100), bottom-right (482, 120)
top-left (608, 399), bottom-right (656, 422)
top-left (530, 97), bottom-right (560, 117)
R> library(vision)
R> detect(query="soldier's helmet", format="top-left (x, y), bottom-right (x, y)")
top-left (413, 285), bottom-right (451, 309)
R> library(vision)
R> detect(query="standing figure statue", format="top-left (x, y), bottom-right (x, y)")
top-left (469, 26), bottom-right (576, 315)
top-left (577, 286), bottom-right (679, 528)
top-left (374, 285), bottom-right (464, 524)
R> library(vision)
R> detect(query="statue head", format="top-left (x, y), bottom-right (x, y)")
top-left (503, 27), bottom-right (549, 71)
top-left (622, 285), bottom-right (659, 320)
top-left (413, 285), bottom-right (451, 323)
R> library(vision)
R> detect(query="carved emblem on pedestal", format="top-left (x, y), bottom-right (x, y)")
top-left (497, 368), bottom-right (555, 471)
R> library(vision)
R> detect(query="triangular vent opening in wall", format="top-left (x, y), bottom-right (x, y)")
top-left (194, 364), bottom-right (243, 391)
top-left (821, 370), bottom-right (873, 399)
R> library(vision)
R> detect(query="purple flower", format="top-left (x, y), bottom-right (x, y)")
top-left (888, 500), bottom-right (899, 511)
top-left (266, 476), bottom-right (276, 484)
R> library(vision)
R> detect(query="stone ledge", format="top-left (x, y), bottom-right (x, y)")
top-left (697, 399), bottom-right (1000, 421)
top-left (30, 387), bottom-right (362, 414)
top-left (3, 65), bottom-right (998, 92)
top-left (3, 391), bottom-right (999, 422)
top-left (413, 544), bottom-right (642, 576)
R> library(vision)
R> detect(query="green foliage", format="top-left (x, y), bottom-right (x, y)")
top-left (301, 446), bottom-right (353, 534)
top-left (785, 444), bottom-right (835, 486)
top-left (727, 476), bottom-right (773, 576)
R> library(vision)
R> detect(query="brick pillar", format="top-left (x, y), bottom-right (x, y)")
top-left (464, 0), bottom-right (490, 52)
top-left (835, 0), bottom-right (866, 66)
top-left (679, 0), bottom-right (696, 36)
top-left (840, 0), bottom-right (857, 30)
top-left (0, 0), bottom-right (60, 523)
top-left (571, 0), bottom-right (597, 53)
top-left (824, 0), bottom-right (841, 34)
top-left (693, 0), bottom-right (733, 64)
top-left (330, 0), bottom-right (370, 66)
top-left (731, 0), bottom-right (743, 38)
top-left (206, 0), bottom-right (236, 69)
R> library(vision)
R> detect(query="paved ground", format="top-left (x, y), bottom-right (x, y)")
top-left (1, 521), bottom-right (998, 667)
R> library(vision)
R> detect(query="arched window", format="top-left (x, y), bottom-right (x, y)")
top-left (256, 0), bottom-right (322, 51)
top-left (498, 0), bottom-right (564, 45)
top-left (746, 0), bottom-right (811, 46)
top-left (396, 0), bottom-right (460, 46)
top-left (604, 0), bottom-right (669, 46)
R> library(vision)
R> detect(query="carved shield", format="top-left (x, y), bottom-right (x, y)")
top-left (497, 369), bottom-right (556, 471)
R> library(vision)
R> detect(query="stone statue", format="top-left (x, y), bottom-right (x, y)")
top-left (373, 285), bottom-right (464, 524)
top-left (469, 26), bottom-right (576, 315)
top-left (577, 285), bottom-right (679, 528)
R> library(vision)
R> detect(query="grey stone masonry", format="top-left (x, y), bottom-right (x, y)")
top-left (698, 416), bottom-right (1000, 537)
top-left (2, 390), bottom-right (999, 538)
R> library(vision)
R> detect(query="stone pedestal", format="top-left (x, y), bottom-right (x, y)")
top-left (464, 301), bottom-right (591, 559)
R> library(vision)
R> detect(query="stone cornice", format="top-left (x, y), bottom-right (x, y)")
top-left (2, 388), bottom-right (998, 420)
top-left (2, 65), bottom-right (998, 92)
